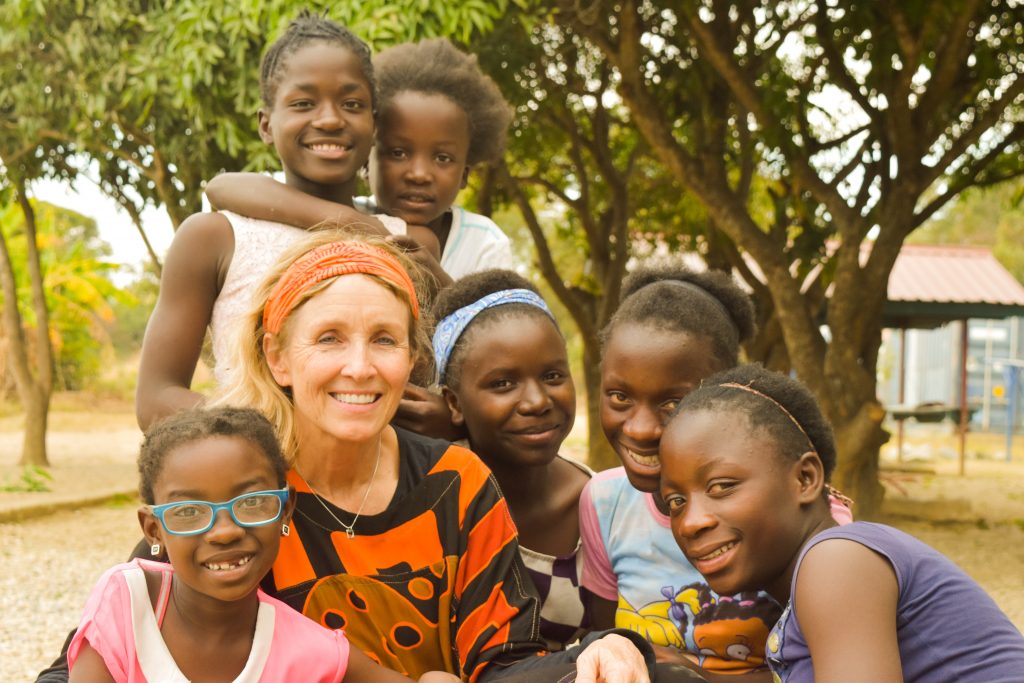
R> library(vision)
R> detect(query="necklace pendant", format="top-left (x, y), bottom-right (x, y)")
top-left (345, 528), bottom-right (355, 539)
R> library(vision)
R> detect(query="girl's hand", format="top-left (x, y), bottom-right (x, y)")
top-left (575, 633), bottom-right (651, 683)
top-left (386, 235), bottom-right (453, 290)
top-left (416, 673), bottom-right (461, 683)
top-left (394, 384), bottom-right (466, 441)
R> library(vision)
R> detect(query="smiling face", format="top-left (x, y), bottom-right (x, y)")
top-left (140, 435), bottom-right (291, 605)
top-left (446, 313), bottom-right (575, 469)
top-left (659, 409), bottom-right (822, 600)
top-left (258, 41), bottom-right (375, 201)
top-left (265, 274), bottom-right (414, 451)
top-left (600, 323), bottom-right (723, 493)
top-left (371, 90), bottom-right (470, 230)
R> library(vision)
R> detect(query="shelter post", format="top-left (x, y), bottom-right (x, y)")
top-left (959, 319), bottom-right (968, 477)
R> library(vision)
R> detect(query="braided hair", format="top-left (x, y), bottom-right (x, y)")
top-left (259, 10), bottom-right (375, 110)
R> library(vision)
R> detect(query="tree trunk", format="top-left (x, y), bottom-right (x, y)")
top-left (820, 294), bottom-right (890, 518)
top-left (829, 396), bottom-right (888, 518)
top-left (581, 338), bottom-right (618, 471)
top-left (19, 383), bottom-right (49, 467)
top-left (0, 185), bottom-right (52, 467)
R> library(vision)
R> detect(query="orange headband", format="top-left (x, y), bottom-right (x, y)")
top-left (263, 241), bottom-right (420, 334)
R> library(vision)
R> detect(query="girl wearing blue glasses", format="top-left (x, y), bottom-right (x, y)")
top-left (67, 407), bottom-right (457, 683)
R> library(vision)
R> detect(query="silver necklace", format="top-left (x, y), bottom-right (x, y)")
top-left (296, 436), bottom-right (382, 539)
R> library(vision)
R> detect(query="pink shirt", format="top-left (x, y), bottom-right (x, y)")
top-left (68, 559), bottom-right (349, 682)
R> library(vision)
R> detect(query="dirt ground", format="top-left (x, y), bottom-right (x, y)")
top-left (1, 408), bottom-right (1022, 679)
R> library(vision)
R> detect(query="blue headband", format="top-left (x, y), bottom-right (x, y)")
top-left (432, 289), bottom-right (554, 384)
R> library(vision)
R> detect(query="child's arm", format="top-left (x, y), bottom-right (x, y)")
top-left (207, 173), bottom-right (455, 287)
top-left (344, 646), bottom-right (458, 682)
top-left (205, 172), bottom-right (390, 236)
top-left (135, 213), bottom-right (233, 430)
top-left (67, 643), bottom-right (115, 683)
top-left (794, 539), bottom-right (903, 682)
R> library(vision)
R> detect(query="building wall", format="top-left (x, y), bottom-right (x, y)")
top-left (879, 317), bottom-right (1024, 431)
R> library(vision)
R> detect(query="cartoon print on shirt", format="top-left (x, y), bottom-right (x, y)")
top-left (666, 584), bottom-right (782, 671)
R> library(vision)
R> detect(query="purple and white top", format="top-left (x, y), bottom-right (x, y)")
top-left (518, 455), bottom-right (594, 650)
top-left (767, 522), bottom-right (1024, 682)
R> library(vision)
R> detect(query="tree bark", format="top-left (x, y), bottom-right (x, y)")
top-left (0, 184), bottom-right (53, 466)
top-left (581, 336), bottom-right (619, 472)
top-left (496, 160), bottom-right (629, 471)
top-left (19, 382), bottom-right (50, 468)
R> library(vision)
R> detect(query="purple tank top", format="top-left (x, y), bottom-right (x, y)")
top-left (766, 522), bottom-right (1024, 682)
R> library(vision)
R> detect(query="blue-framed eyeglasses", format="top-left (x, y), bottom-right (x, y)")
top-left (146, 488), bottom-right (289, 536)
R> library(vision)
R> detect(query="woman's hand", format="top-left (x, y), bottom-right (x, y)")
top-left (575, 633), bottom-right (651, 683)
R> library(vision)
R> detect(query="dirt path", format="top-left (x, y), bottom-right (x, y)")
top-left (0, 502), bottom-right (140, 681)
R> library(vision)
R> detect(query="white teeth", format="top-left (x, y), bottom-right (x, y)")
top-left (310, 143), bottom-right (344, 151)
top-left (626, 449), bottom-right (659, 467)
top-left (332, 393), bottom-right (377, 405)
top-left (204, 555), bottom-right (253, 571)
top-left (698, 542), bottom-right (736, 561)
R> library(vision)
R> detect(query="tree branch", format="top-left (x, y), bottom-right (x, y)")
top-left (911, 126), bottom-right (1024, 230)
top-left (813, 0), bottom-right (880, 128)
top-left (924, 76), bottom-right (1024, 189)
top-left (496, 161), bottom-right (596, 341)
top-left (684, 1), bottom-right (856, 233)
top-left (916, 0), bottom-right (983, 134)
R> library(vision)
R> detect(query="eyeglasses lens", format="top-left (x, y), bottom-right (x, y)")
top-left (232, 494), bottom-right (282, 524)
top-left (164, 503), bottom-right (212, 533)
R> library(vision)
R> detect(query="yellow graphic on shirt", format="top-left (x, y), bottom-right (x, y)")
top-left (615, 593), bottom-right (685, 648)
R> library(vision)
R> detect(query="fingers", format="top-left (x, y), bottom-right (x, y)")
top-left (403, 383), bottom-right (431, 400)
top-left (385, 235), bottom-right (422, 251)
top-left (575, 634), bottom-right (651, 683)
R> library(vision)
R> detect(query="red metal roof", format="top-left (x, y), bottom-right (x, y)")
top-left (888, 244), bottom-right (1024, 305)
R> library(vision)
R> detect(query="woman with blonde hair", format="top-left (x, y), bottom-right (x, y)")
top-left (214, 229), bottom-right (653, 683)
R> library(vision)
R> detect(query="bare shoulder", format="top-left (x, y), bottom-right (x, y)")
top-left (796, 537), bottom-right (898, 605)
top-left (169, 211), bottom-right (233, 254)
top-left (163, 212), bottom-right (234, 288)
top-left (555, 455), bottom-right (593, 498)
top-left (551, 456), bottom-right (592, 519)
top-left (801, 536), bottom-right (895, 580)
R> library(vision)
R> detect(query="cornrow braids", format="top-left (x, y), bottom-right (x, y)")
top-left (431, 269), bottom-right (558, 389)
top-left (138, 406), bottom-right (288, 505)
top-left (602, 264), bottom-right (756, 370)
top-left (259, 10), bottom-right (375, 110)
top-left (374, 39), bottom-right (511, 166)
top-left (676, 364), bottom-right (837, 480)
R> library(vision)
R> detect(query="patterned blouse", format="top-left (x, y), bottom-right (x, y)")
top-left (265, 428), bottom-right (547, 682)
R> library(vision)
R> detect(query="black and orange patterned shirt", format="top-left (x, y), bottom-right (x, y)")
top-left (264, 428), bottom-right (547, 682)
